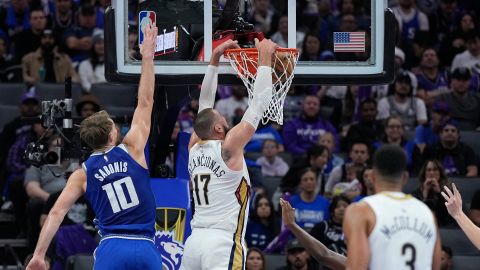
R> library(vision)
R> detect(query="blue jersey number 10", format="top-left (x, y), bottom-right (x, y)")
top-left (102, 176), bottom-right (140, 213)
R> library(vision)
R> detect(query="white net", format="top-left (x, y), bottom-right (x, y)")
top-left (224, 48), bottom-right (299, 125)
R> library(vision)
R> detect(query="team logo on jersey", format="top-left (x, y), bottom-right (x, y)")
top-left (154, 208), bottom-right (186, 270)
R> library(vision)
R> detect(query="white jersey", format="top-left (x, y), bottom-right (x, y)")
top-left (188, 140), bottom-right (251, 234)
top-left (363, 192), bottom-right (437, 270)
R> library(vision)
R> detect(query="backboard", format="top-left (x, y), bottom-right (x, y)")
top-left (105, 0), bottom-right (395, 85)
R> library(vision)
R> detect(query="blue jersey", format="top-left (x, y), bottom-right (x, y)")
top-left (291, 194), bottom-right (330, 231)
top-left (416, 70), bottom-right (449, 93)
top-left (402, 10), bottom-right (420, 41)
top-left (245, 125), bottom-right (284, 152)
top-left (415, 123), bottom-right (440, 145)
top-left (83, 144), bottom-right (156, 238)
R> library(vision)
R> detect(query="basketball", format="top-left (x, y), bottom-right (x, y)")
top-left (272, 51), bottom-right (296, 83)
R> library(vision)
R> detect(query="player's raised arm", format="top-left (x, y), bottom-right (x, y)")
top-left (221, 38), bottom-right (276, 170)
top-left (26, 169), bottom-right (86, 270)
top-left (442, 184), bottom-right (480, 249)
top-left (189, 40), bottom-right (240, 149)
top-left (280, 198), bottom-right (346, 270)
top-left (343, 202), bottom-right (372, 270)
top-left (432, 223), bottom-right (442, 270)
top-left (122, 23), bottom-right (157, 167)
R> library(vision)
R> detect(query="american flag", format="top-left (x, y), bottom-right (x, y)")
top-left (333, 32), bottom-right (366, 52)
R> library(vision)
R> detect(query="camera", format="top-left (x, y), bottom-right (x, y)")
top-left (231, 16), bottom-right (253, 33)
top-left (24, 77), bottom-right (82, 167)
top-left (41, 99), bottom-right (72, 128)
top-left (24, 141), bottom-right (61, 167)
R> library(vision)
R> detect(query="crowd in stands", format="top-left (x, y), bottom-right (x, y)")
top-left (1, 0), bottom-right (480, 269)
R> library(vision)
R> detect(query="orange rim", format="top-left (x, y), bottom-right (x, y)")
top-left (224, 48), bottom-right (298, 78)
top-left (224, 47), bottom-right (298, 56)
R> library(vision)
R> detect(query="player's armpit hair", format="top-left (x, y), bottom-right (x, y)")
top-left (221, 148), bottom-right (232, 163)
top-left (193, 108), bottom-right (218, 140)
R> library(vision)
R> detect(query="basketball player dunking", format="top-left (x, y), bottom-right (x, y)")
top-left (26, 24), bottom-right (161, 269)
top-left (180, 38), bottom-right (278, 270)
top-left (279, 145), bottom-right (442, 270)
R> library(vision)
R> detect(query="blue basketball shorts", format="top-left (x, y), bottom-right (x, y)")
top-left (93, 237), bottom-right (162, 269)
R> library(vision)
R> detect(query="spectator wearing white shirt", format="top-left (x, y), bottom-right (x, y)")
top-left (256, 139), bottom-right (289, 177)
top-left (78, 30), bottom-right (106, 92)
top-left (214, 85), bottom-right (249, 126)
top-left (451, 30), bottom-right (480, 74)
top-left (377, 71), bottom-right (427, 130)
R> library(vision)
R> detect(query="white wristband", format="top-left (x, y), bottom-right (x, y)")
top-left (241, 66), bottom-right (273, 129)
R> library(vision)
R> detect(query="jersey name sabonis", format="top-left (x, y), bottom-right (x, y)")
top-left (94, 161), bottom-right (128, 181)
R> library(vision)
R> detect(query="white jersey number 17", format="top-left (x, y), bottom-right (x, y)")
top-left (192, 174), bottom-right (211, 206)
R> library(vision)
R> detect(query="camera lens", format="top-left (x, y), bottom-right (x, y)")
top-left (44, 151), bottom-right (59, 164)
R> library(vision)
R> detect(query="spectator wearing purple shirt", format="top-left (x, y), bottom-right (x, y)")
top-left (283, 95), bottom-right (338, 156)
top-left (423, 120), bottom-right (478, 177)
top-left (414, 48), bottom-right (450, 107)
top-left (0, 90), bottom-right (40, 183)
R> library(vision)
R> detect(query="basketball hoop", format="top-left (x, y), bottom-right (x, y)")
top-left (224, 47), bottom-right (299, 125)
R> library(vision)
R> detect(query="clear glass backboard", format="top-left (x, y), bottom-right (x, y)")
top-left (105, 0), bottom-right (395, 85)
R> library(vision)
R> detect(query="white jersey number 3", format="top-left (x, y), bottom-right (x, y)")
top-left (102, 176), bottom-right (140, 213)
top-left (402, 243), bottom-right (416, 270)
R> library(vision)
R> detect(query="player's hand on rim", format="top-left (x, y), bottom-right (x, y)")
top-left (441, 183), bottom-right (463, 219)
top-left (254, 38), bottom-right (278, 56)
top-left (213, 39), bottom-right (240, 56)
top-left (140, 23), bottom-right (157, 60)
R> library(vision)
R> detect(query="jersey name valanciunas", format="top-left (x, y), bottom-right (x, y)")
top-left (188, 140), bottom-right (250, 234)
